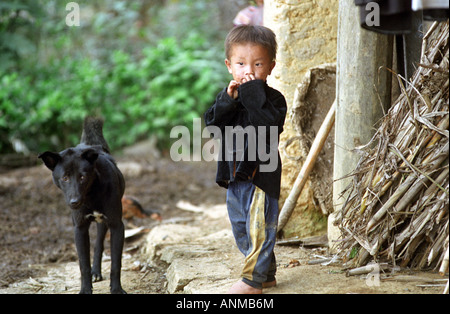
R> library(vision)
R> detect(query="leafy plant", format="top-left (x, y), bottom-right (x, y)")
top-left (0, 0), bottom-right (229, 154)
top-left (0, 34), bottom-right (228, 153)
top-left (0, 0), bottom-right (43, 72)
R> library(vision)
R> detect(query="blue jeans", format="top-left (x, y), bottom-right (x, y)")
top-left (226, 180), bottom-right (278, 289)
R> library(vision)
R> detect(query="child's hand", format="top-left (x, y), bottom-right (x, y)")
top-left (241, 73), bottom-right (256, 83)
top-left (227, 80), bottom-right (240, 99)
top-left (227, 74), bottom-right (256, 99)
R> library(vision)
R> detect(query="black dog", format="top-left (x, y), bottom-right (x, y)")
top-left (39, 117), bottom-right (126, 294)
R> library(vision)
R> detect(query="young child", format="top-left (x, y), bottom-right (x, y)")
top-left (204, 25), bottom-right (287, 294)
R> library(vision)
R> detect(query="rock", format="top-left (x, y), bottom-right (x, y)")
top-left (121, 137), bottom-right (160, 159)
top-left (143, 224), bottom-right (205, 260)
top-left (166, 258), bottom-right (231, 294)
top-left (117, 161), bottom-right (144, 178)
top-left (166, 259), bottom-right (199, 293)
top-left (142, 208), bottom-right (240, 294)
top-left (184, 278), bottom-right (236, 294)
top-left (160, 244), bottom-right (216, 264)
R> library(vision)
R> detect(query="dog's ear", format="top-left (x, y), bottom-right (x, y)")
top-left (38, 151), bottom-right (61, 171)
top-left (81, 148), bottom-right (99, 164)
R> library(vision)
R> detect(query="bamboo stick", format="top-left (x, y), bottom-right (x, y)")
top-left (398, 192), bottom-right (448, 266)
top-left (346, 263), bottom-right (388, 276)
top-left (366, 174), bottom-right (417, 233)
top-left (360, 112), bottom-right (448, 215)
top-left (278, 100), bottom-right (336, 231)
top-left (366, 142), bottom-right (449, 233)
top-left (337, 21), bottom-right (449, 271)
top-left (428, 223), bottom-right (449, 267)
top-left (439, 244), bottom-right (449, 276)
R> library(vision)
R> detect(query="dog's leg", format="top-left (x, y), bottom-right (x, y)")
top-left (109, 220), bottom-right (126, 294)
top-left (74, 224), bottom-right (92, 294)
top-left (92, 222), bottom-right (108, 282)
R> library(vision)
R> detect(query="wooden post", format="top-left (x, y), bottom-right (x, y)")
top-left (278, 100), bottom-right (335, 231)
top-left (329, 0), bottom-right (393, 250)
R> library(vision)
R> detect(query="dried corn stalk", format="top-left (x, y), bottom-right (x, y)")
top-left (336, 21), bottom-right (449, 271)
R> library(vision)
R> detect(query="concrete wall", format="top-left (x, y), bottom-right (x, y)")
top-left (329, 0), bottom-right (392, 250)
top-left (265, 0), bottom-right (339, 238)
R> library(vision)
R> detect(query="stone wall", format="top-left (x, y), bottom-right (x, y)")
top-left (265, 0), bottom-right (339, 238)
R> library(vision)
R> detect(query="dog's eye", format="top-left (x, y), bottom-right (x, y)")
top-left (80, 175), bottom-right (85, 181)
top-left (62, 176), bottom-right (69, 182)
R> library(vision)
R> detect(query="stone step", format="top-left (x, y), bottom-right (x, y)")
top-left (142, 205), bottom-right (243, 294)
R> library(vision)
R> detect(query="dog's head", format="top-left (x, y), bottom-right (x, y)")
top-left (38, 146), bottom-right (101, 209)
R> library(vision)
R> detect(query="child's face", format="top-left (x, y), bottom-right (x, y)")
top-left (225, 43), bottom-right (275, 84)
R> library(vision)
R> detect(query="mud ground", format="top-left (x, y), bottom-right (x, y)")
top-left (0, 145), bottom-right (446, 294)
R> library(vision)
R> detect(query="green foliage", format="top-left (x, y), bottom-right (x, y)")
top-left (349, 246), bottom-right (359, 259)
top-left (0, 0), bottom-right (43, 72)
top-left (0, 0), bottom-right (230, 154)
top-left (0, 34), bottom-right (227, 152)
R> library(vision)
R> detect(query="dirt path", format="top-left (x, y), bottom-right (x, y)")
top-left (0, 148), bottom-right (446, 294)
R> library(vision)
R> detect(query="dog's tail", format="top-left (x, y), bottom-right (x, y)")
top-left (80, 117), bottom-right (111, 153)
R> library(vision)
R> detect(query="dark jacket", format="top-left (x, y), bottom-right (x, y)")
top-left (204, 79), bottom-right (287, 199)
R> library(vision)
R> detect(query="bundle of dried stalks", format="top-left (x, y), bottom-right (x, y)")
top-left (336, 21), bottom-right (449, 272)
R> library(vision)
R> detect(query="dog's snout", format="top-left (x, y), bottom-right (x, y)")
top-left (70, 198), bottom-right (82, 208)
